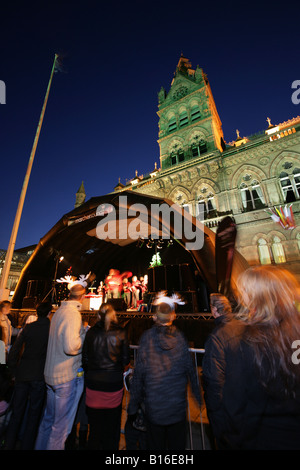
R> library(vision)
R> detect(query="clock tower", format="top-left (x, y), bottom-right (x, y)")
top-left (157, 54), bottom-right (224, 170)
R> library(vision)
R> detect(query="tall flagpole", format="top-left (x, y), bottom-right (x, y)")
top-left (0, 54), bottom-right (59, 301)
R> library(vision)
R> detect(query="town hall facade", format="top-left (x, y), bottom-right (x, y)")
top-left (113, 55), bottom-right (300, 280)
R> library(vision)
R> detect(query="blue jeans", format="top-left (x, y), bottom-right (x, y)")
top-left (35, 376), bottom-right (84, 450)
top-left (4, 380), bottom-right (46, 450)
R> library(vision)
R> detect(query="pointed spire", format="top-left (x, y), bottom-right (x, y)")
top-left (77, 181), bottom-right (85, 193)
top-left (75, 181), bottom-right (86, 208)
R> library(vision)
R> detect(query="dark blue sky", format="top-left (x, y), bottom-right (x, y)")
top-left (1, 1), bottom-right (299, 250)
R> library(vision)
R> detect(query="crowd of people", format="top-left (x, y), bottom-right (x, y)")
top-left (0, 264), bottom-right (300, 450)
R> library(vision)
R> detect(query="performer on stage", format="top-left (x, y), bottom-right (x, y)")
top-left (105, 269), bottom-right (133, 299)
top-left (139, 276), bottom-right (148, 301)
top-left (122, 278), bottom-right (132, 308)
top-left (131, 276), bottom-right (141, 309)
top-left (97, 281), bottom-right (106, 306)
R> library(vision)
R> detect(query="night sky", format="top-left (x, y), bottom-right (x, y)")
top-left (1, 1), bottom-right (300, 250)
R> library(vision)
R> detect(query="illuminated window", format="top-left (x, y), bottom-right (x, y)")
top-left (280, 172), bottom-right (295, 202)
top-left (279, 167), bottom-right (300, 202)
top-left (258, 238), bottom-right (271, 265)
top-left (240, 181), bottom-right (265, 211)
top-left (293, 168), bottom-right (300, 196)
top-left (197, 194), bottom-right (216, 220)
top-left (271, 236), bottom-right (286, 264)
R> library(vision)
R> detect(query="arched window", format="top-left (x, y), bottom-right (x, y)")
top-left (280, 171), bottom-right (295, 202)
top-left (190, 105), bottom-right (201, 122)
top-left (258, 238), bottom-right (271, 265)
top-left (279, 167), bottom-right (300, 202)
top-left (179, 110), bottom-right (188, 127)
top-left (240, 180), bottom-right (265, 211)
top-left (170, 149), bottom-right (185, 165)
top-left (191, 139), bottom-right (207, 157)
top-left (271, 236), bottom-right (286, 263)
top-left (293, 167), bottom-right (300, 197)
top-left (168, 116), bottom-right (177, 133)
top-left (197, 193), bottom-right (217, 220)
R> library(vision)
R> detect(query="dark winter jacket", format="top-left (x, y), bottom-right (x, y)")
top-left (202, 318), bottom-right (300, 450)
top-left (7, 317), bottom-right (50, 382)
top-left (127, 323), bottom-right (202, 426)
top-left (82, 320), bottom-right (130, 392)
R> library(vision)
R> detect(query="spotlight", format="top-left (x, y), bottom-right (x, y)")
top-left (157, 239), bottom-right (164, 250)
top-left (146, 239), bottom-right (154, 249)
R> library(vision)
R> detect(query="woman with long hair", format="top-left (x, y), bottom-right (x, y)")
top-left (82, 303), bottom-right (130, 450)
top-left (202, 265), bottom-right (300, 449)
top-left (236, 265), bottom-right (300, 397)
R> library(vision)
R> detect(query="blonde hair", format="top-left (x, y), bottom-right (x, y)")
top-left (98, 303), bottom-right (118, 331)
top-left (236, 265), bottom-right (300, 325)
top-left (236, 265), bottom-right (300, 395)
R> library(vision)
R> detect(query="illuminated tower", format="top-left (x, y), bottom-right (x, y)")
top-left (157, 54), bottom-right (225, 170)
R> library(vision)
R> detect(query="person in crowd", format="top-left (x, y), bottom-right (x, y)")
top-left (202, 265), bottom-right (300, 450)
top-left (35, 284), bottom-right (86, 450)
top-left (82, 303), bottom-right (130, 450)
top-left (124, 368), bottom-right (147, 450)
top-left (201, 293), bottom-right (234, 448)
top-left (0, 301), bottom-right (20, 356)
top-left (0, 326), bottom-right (5, 364)
top-left (4, 301), bottom-right (51, 450)
top-left (209, 293), bottom-right (232, 323)
top-left (0, 364), bottom-right (14, 444)
top-left (127, 292), bottom-right (202, 450)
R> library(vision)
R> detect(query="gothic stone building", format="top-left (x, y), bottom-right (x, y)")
top-left (114, 55), bottom-right (300, 281)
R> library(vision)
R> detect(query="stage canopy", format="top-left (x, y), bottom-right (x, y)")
top-left (12, 191), bottom-right (249, 308)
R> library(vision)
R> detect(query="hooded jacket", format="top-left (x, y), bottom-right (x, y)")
top-left (127, 323), bottom-right (202, 426)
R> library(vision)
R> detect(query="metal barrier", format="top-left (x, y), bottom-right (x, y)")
top-left (125, 345), bottom-right (206, 450)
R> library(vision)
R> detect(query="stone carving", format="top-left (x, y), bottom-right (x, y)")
top-left (172, 86), bottom-right (189, 101)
